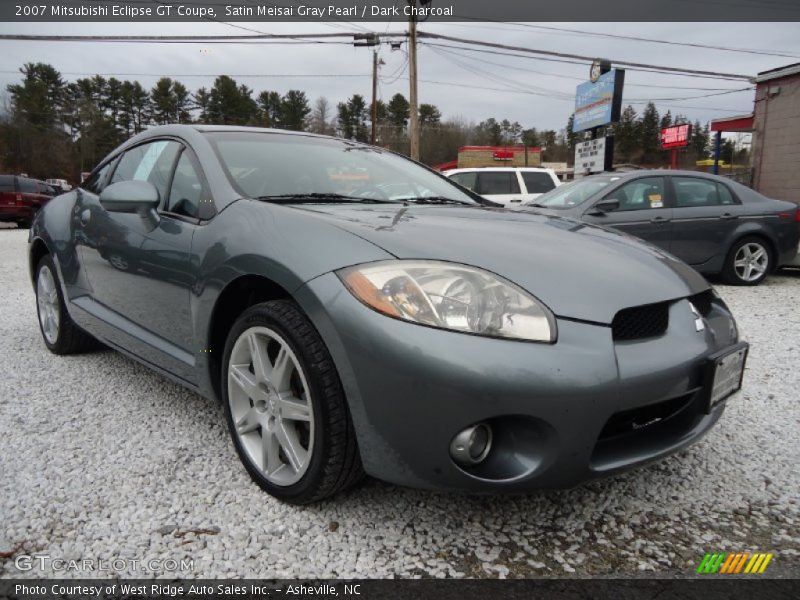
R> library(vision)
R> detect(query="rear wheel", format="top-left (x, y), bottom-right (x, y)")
top-left (722, 236), bottom-right (772, 286)
top-left (35, 255), bottom-right (99, 354)
top-left (221, 300), bottom-right (364, 504)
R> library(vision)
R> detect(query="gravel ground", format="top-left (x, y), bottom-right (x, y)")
top-left (1, 224), bottom-right (798, 579)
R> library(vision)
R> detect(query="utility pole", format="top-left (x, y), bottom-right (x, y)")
top-left (371, 49), bottom-right (379, 144)
top-left (407, 2), bottom-right (419, 160)
top-left (354, 33), bottom-right (381, 145)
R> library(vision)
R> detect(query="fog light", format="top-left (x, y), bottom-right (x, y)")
top-left (450, 423), bottom-right (493, 466)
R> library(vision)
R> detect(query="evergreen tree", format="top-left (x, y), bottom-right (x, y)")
top-left (615, 106), bottom-right (639, 162)
top-left (639, 102), bottom-right (661, 163)
top-left (418, 103), bottom-right (441, 127)
top-left (280, 90), bottom-right (311, 131)
top-left (386, 93), bottom-right (410, 128)
top-left (208, 76), bottom-right (257, 125)
top-left (257, 90), bottom-right (283, 128)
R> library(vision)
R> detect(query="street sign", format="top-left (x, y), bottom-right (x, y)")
top-left (575, 137), bottom-right (611, 177)
top-left (573, 69), bottom-right (625, 133)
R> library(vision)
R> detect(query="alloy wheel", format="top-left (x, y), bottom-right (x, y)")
top-left (227, 326), bottom-right (314, 487)
top-left (37, 265), bottom-right (60, 344)
top-left (733, 242), bottom-right (768, 283)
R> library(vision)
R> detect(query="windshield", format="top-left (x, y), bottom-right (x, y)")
top-left (528, 177), bottom-right (615, 209)
top-left (206, 132), bottom-right (477, 205)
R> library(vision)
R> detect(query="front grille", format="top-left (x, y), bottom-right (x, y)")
top-left (597, 392), bottom-right (695, 442)
top-left (612, 302), bottom-right (669, 341)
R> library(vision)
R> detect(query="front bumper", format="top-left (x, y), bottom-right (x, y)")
top-left (296, 273), bottom-right (741, 491)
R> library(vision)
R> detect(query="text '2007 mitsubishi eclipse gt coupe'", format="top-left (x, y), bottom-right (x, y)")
top-left (29, 125), bottom-right (748, 504)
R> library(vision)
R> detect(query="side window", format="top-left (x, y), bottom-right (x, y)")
top-left (110, 140), bottom-right (180, 201)
top-left (607, 177), bottom-right (665, 211)
top-left (449, 171), bottom-right (477, 191)
top-left (673, 177), bottom-right (732, 208)
top-left (477, 172), bottom-right (521, 195)
top-left (0, 175), bottom-right (16, 192)
top-left (716, 182), bottom-right (736, 205)
top-left (19, 178), bottom-right (38, 194)
top-left (82, 161), bottom-right (115, 195)
top-left (167, 151), bottom-right (205, 218)
top-left (521, 172), bottom-right (556, 194)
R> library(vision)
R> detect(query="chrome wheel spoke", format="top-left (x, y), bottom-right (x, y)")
top-left (247, 332), bottom-right (271, 381)
top-left (262, 430), bottom-right (283, 475)
top-left (267, 346), bottom-right (292, 393)
top-left (277, 423), bottom-right (305, 472)
top-left (236, 409), bottom-right (260, 434)
top-left (280, 395), bottom-right (312, 422)
top-left (230, 364), bottom-right (260, 399)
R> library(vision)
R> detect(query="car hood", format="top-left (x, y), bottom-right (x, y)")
top-left (291, 204), bottom-right (709, 324)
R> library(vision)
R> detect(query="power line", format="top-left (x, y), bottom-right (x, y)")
top-left (429, 43), bottom-right (747, 91)
top-left (417, 32), bottom-right (754, 82)
top-left (0, 70), bottom-right (370, 78)
top-left (0, 32), bottom-right (407, 43)
top-left (447, 20), bottom-right (800, 60)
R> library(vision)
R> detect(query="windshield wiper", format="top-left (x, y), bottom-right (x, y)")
top-left (255, 193), bottom-right (395, 204)
top-left (404, 196), bottom-right (472, 205)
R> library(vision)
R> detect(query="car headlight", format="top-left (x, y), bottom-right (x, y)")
top-left (337, 260), bottom-right (556, 343)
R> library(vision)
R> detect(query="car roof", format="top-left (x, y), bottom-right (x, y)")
top-left (445, 167), bottom-right (555, 173)
top-left (588, 169), bottom-right (732, 181)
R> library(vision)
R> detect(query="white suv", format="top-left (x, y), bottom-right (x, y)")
top-left (443, 167), bottom-right (560, 207)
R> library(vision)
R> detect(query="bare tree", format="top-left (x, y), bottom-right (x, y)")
top-left (309, 96), bottom-right (335, 135)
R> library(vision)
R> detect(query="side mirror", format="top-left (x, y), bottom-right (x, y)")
top-left (588, 198), bottom-right (620, 215)
top-left (100, 180), bottom-right (160, 214)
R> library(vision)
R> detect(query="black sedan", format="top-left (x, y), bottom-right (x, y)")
top-left (524, 170), bottom-right (799, 285)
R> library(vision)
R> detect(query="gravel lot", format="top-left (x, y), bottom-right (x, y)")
top-left (1, 224), bottom-right (798, 579)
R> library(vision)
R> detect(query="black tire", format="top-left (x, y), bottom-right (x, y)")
top-left (721, 236), bottom-right (773, 286)
top-left (35, 255), bottom-right (100, 354)
top-left (221, 300), bottom-right (364, 504)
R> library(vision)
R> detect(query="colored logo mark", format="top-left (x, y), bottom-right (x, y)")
top-left (696, 552), bottom-right (773, 574)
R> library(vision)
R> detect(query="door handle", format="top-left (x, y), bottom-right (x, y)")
top-left (720, 213), bottom-right (738, 220)
top-left (650, 216), bottom-right (670, 224)
top-left (509, 199), bottom-right (522, 203)
top-left (80, 209), bottom-right (91, 226)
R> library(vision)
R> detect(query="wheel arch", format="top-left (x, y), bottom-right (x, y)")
top-left (29, 236), bottom-right (51, 283)
top-left (206, 274), bottom-right (293, 401)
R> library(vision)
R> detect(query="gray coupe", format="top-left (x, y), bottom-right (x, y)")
top-left (30, 126), bottom-right (748, 503)
top-left (523, 171), bottom-right (799, 285)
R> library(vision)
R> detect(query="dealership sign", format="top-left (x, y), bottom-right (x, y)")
top-left (574, 137), bottom-right (610, 176)
top-left (661, 124), bottom-right (693, 149)
top-left (573, 69), bottom-right (625, 133)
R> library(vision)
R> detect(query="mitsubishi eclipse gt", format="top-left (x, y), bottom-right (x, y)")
top-left (29, 125), bottom-right (748, 504)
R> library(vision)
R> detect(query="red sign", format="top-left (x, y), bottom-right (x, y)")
top-left (661, 124), bottom-right (692, 149)
top-left (492, 150), bottom-right (514, 161)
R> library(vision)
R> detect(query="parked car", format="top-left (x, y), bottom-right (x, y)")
top-left (522, 170), bottom-right (800, 286)
top-left (46, 178), bottom-right (72, 192)
top-left (1, 175), bottom-right (58, 228)
top-left (30, 126), bottom-right (747, 503)
top-left (444, 167), bottom-right (560, 207)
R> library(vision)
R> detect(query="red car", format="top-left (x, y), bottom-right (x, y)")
top-left (0, 175), bottom-right (57, 228)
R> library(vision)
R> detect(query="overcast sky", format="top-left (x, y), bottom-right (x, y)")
top-left (1, 20), bottom-right (799, 132)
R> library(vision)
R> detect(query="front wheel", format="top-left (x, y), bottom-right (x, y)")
top-left (722, 236), bottom-right (772, 286)
top-left (35, 255), bottom-right (99, 354)
top-left (221, 300), bottom-right (364, 504)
